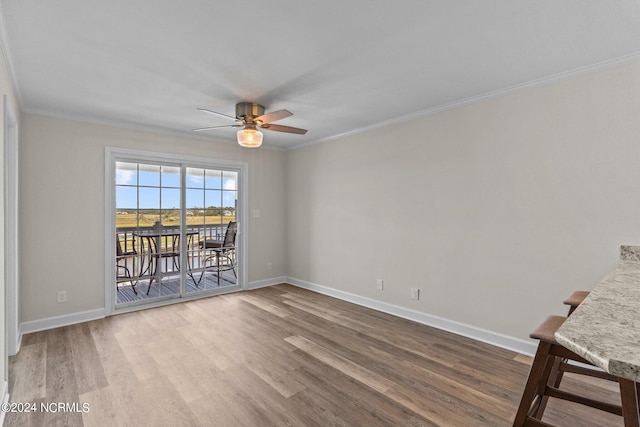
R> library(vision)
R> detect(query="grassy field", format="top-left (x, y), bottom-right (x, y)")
top-left (116, 213), bottom-right (236, 228)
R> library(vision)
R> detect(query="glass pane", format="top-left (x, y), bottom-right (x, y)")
top-left (139, 187), bottom-right (160, 209)
top-left (202, 215), bottom-right (221, 232)
top-left (116, 186), bottom-right (137, 210)
top-left (186, 189), bottom-right (204, 211)
top-left (204, 190), bottom-right (222, 234)
top-left (222, 191), bottom-right (237, 222)
top-left (205, 169), bottom-right (222, 189)
top-left (115, 162), bottom-right (138, 185)
top-left (139, 164), bottom-right (160, 187)
top-left (138, 211), bottom-right (159, 226)
top-left (186, 167), bottom-right (204, 188)
top-left (161, 186), bottom-right (181, 228)
top-left (115, 213), bottom-right (137, 229)
top-left (161, 208), bottom-right (181, 227)
top-left (222, 171), bottom-right (237, 191)
top-left (162, 165), bottom-right (180, 188)
top-left (161, 188), bottom-right (180, 210)
top-left (205, 189), bottom-right (222, 208)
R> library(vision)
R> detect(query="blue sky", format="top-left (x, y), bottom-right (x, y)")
top-left (116, 163), bottom-right (237, 210)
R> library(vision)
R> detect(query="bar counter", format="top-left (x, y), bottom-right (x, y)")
top-left (555, 245), bottom-right (640, 382)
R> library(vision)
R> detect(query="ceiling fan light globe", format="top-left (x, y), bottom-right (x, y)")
top-left (237, 129), bottom-right (263, 148)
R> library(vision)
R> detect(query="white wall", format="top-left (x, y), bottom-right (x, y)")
top-left (286, 61), bottom-right (640, 342)
top-left (19, 114), bottom-right (287, 323)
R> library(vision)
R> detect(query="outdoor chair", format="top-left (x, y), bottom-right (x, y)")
top-left (116, 236), bottom-right (138, 294)
top-left (198, 221), bottom-right (237, 285)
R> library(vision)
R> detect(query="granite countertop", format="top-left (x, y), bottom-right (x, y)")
top-left (555, 246), bottom-right (640, 382)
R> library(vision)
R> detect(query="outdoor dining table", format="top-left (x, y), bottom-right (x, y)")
top-left (133, 227), bottom-right (199, 293)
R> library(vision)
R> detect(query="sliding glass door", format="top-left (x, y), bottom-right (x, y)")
top-left (184, 167), bottom-right (238, 294)
top-left (108, 149), bottom-right (245, 311)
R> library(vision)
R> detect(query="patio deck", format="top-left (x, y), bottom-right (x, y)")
top-left (116, 270), bottom-right (237, 304)
top-left (116, 223), bottom-right (237, 305)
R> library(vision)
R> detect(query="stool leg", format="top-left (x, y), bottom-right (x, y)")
top-left (531, 355), bottom-right (564, 419)
top-left (619, 378), bottom-right (640, 427)
top-left (513, 342), bottom-right (553, 427)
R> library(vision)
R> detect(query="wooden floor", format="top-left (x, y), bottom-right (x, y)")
top-left (6, 284), bottom-right (624, 427)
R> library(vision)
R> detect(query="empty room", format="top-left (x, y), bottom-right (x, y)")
top-left (1, 1), bottom-right (640, 426)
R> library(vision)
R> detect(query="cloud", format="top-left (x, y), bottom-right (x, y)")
top-left (116, 169), bottom-right (135, 185)
top-left (223, 178), bottom-right (237, 190)
top-left (187, 175), bottom-right (204, 186)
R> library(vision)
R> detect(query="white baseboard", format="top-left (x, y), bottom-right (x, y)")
top-left (247, 276), bottom-right (287, 290)
top-left (19, 308), bottom-right (106, 338)
top-left (14, 333), bottom-right (22, 357)
top-left (285, 277), bottom-right (537, 356)
top-left (8, 329), bottom-right (20, 358)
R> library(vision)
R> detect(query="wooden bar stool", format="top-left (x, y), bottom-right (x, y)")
top-left (563, 290), bottom-right (590, 315)
top-left (513, 315), bottom-right (628, 427)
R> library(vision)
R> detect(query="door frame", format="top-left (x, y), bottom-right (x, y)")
top-left (4, 94), bottom-right (19, 361)
top-left (104, 147), bottom-right (248, 315)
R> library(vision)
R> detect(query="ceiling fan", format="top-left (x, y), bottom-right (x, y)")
top-left (193, 102), bottom-right (308, 148)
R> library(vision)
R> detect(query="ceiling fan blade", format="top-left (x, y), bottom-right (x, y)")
top-left (255, 109), bottom-right (292, 123)
top-left (259, 123), bottom-right (308, 135)
top-left (197, 108), bottom-right (238, 121)
top-left (192, 124), bottom-right (242, 132)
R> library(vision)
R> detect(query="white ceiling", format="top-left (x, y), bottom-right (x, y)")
top-left (1, 1), bottom-right (640, 150)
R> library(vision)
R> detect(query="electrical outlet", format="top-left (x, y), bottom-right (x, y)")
top-left (410, 288), bottom-right (420, 300)
top-left (266, 262), bottom-right (273, 271)
top-left (376, 279), bottom-right (384, 290)
top-left (57, 290), bottom-right (67, 303)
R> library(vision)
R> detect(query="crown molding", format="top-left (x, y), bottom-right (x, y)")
top-left (292, 51), bottom-right (640, 151)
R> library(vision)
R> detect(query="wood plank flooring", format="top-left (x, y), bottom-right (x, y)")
top-left (6, 284), bottom-right (624, 426)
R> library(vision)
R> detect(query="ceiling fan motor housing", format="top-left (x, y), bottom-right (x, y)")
top-left (236, 102), bottom-right (265, 120)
